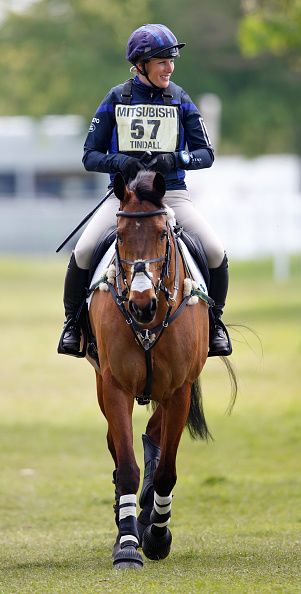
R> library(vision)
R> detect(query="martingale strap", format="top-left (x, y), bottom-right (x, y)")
top-left (102, 234), bottom-right (203, 404)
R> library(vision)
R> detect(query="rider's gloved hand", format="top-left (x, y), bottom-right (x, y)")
top-left (148, 153), bottom-right (176, 174)
top-left (117, 156), bottom-right (146, 181)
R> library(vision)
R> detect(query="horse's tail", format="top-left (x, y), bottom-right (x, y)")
top-left (186, 380), bottom-right (213, 441)
top-left (186, 357), bottom-right (238, 440)
top-left (220, 355), bottom-right (238, 414)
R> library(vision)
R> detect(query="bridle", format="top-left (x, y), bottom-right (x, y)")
top-left (115, 207), bottom-right (177, 305)
top-left (101, 205), bottom-right (189, 405)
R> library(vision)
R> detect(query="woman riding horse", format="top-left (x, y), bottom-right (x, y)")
top-left (58, 23), bottom-right (232, 359)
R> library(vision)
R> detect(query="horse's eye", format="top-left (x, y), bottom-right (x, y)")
top-left (117, 234), bottom-right (123, 245)
top-left (160, 230), bottom-right (167, 241)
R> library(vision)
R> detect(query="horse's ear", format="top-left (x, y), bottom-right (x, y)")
top-left (113, 173), bottom-right (126, 201)
top-left (153, 172), bottom-right (166, 200)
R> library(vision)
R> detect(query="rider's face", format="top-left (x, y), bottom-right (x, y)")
top-left (138, 58), bottom-right (175, 88)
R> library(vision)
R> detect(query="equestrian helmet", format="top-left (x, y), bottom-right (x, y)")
top-left (126, 24), bottom-right (185, 65)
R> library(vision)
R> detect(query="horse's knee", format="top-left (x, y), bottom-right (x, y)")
top-left (117, 462), bottom-right (140, 495)
top-left (153, 468), bottom-right (176, 497)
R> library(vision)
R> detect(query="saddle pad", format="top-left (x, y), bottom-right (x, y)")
top-left (178, 237), bottom-right (208, 295)
top-left (87, 237), bottom-right (208, 310)
top-left (87, 240), bottom-right (116, 309)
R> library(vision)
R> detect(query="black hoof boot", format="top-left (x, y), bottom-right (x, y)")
top-left (142, 525), bottom-right (172, 560)
top-left (137, 506), bottom-right (152, 544)
top-left (113, 544), bottom-right (143, 570)
top-left (137, 434), bottom-right (161, 543)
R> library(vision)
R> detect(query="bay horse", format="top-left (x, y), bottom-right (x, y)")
top-left (88, 170), bottom-right (220, 569)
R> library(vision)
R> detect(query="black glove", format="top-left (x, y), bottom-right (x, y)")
top-left (148, 153), bottom-right (176, 175)
top-left (118, 156), bottom-right (146, 181)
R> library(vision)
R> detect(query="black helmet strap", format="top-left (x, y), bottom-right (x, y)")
top-left (136, 62), bottom-right (159, 90)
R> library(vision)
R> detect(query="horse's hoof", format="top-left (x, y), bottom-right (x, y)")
top-left (142, 525), bottom-right (172, 560)
top-left (113, 545), bottom-right (143, 569)
top-left (114, 561), bottom-right (143, 570)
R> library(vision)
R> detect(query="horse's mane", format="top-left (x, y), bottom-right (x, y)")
top-left (128, 171), bottom-right (164, 208)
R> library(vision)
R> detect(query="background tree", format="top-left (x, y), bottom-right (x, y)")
top-left (0, 0), bottom-right (151, 116)
top-left (238, 0), bottom-right (301, 154)
top-left (239, 0), bottom-right (301, 63)
top-left (0, 0), bottom-right (300, 155)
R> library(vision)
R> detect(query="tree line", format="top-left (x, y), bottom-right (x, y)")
top-left (0, 0), bottom-right (300, 155)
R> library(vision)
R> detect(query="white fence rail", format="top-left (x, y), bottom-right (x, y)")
top-left (0, 155), bottom-right (300, 264)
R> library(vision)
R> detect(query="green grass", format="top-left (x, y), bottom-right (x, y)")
top-left (0, 255), bottom-right (301, 593)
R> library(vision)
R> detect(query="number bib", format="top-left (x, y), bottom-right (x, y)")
top-left (115, 104), bottom-right (179, 152)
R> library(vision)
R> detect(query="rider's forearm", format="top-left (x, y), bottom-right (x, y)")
top-left (185, 148), bottom-right (214, 170)
top-left (82, 149), bottom-right (128, 173)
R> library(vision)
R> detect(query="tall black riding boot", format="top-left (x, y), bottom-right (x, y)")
top-left (208, 253), bottom-right (232, 357)
top-left (57, 253), bottom-right (89, 356)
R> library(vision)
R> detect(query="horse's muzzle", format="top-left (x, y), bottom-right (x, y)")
top-left (129, 296), bottom-right (157, 325)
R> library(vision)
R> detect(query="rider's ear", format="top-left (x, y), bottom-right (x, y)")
top-left (153, 172), bottom-right (166, 200)
top-left (114, 173), bottom-right (126, 201)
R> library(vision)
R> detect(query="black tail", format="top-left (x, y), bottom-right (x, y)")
top-left (186, 380), bottom-right (212, 441)
top-left (220, 355), bottom-right (238, 414)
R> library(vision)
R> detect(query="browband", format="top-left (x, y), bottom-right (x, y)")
top-left (116, 209), bottom-right (167, 219)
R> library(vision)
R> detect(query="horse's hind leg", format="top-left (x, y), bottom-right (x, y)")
top-left (137, 406), bottom-right (162, 541)
top-left (142, 383), bottom-right (191, 561)
top-left (102, 369), bottom-right (143, 569)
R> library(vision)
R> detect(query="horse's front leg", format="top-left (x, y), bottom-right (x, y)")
top-left (141, 383), bottom-right (191, 561)
top-left (102, 369), bottom-right (143, 569)
top-left (96, 374), bottom-right (119, 527)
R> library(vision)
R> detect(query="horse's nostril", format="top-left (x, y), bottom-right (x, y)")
top-left (150, 298), bottom-right (157, 313)
top-left (129, 300), bottom-right (139, 316)
top-left (129, 297), bottom-right (157, 323)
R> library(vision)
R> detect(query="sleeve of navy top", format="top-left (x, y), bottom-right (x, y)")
top-left (180, 90), bottom-right (214, 170)
top-left (82, 89), bottom-right (128, 173)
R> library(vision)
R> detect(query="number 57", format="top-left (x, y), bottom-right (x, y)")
top-left (131, 119), bottom-right (160, 140)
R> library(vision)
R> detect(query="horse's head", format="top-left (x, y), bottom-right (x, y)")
top-left (114, 170), bottom-right (169, 325)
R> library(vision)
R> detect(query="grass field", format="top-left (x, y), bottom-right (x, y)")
top-left (0, 255), bottom-right (300, 593)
